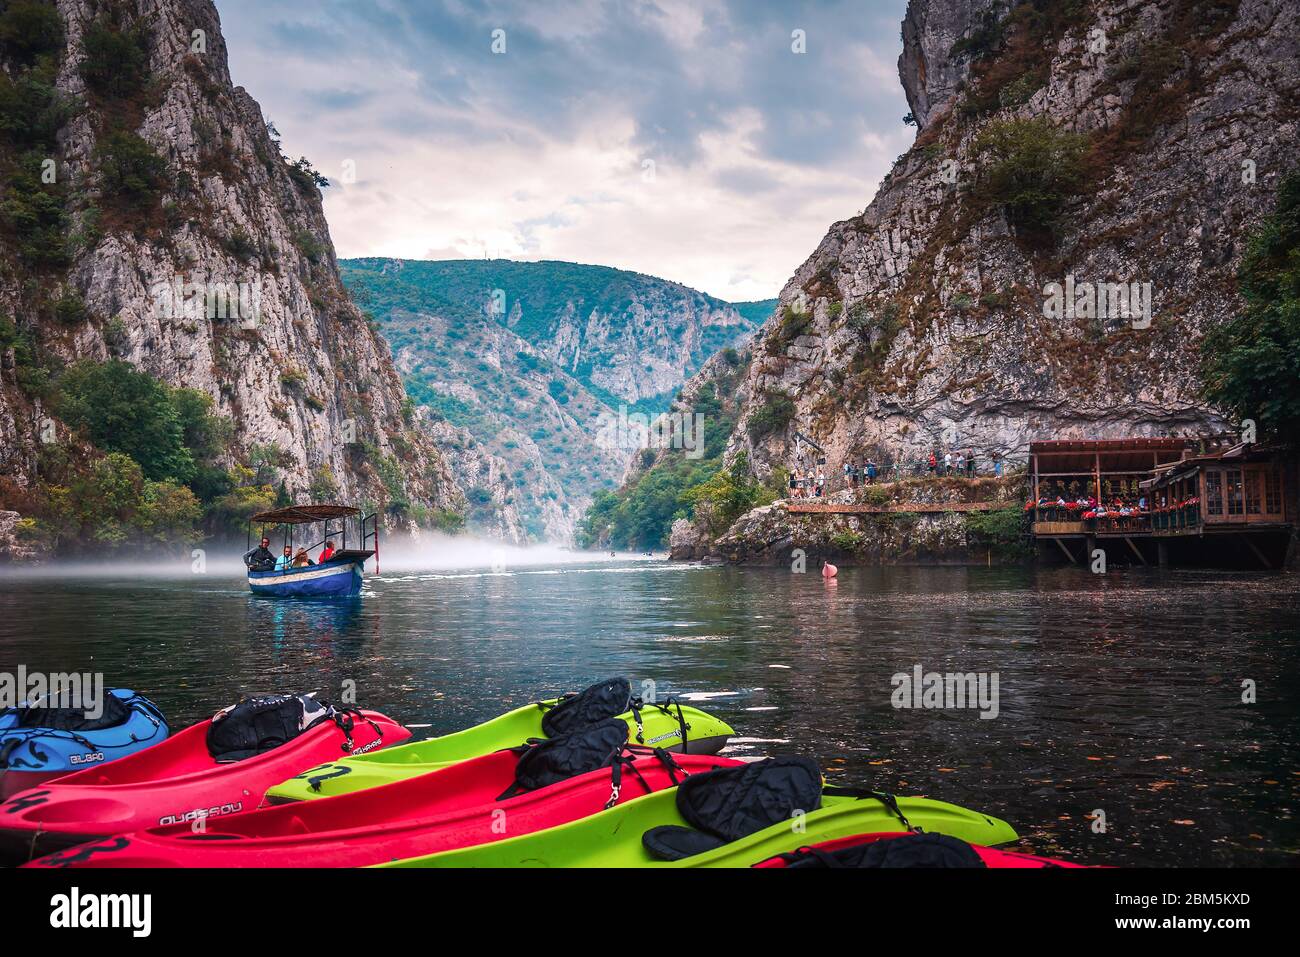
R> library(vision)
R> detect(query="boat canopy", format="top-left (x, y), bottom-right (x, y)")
top-left (249, 504), bottom-right (362, 526)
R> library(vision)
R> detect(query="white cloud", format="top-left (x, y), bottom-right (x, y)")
top-left (216, 0), bottom-right (912, 302)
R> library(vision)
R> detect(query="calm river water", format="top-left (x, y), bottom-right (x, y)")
top-left (1, 558), bottom-right (1297, 867)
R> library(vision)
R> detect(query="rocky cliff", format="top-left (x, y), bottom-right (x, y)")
top-left (701, 0), bottom-right (1297, 494)
top-left (347, 258), bottom-right (769, 542)
top-left (0, 0), bottom-right (458, 537)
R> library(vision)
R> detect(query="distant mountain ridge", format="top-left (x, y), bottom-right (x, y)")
top-left (344, 258), bottom-right (773, 541)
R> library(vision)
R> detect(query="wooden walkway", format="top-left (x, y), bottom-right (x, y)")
top-left (786, 501), bottom-right (1002, 515)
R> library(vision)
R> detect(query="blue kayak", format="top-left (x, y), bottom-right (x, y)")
top-left (0, 689), bottom-right (168, 798)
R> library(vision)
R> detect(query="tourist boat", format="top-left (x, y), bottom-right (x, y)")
top-left (246, 504), bottom-right (379, 598)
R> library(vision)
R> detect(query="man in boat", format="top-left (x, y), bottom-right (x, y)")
top-left (275, 546), bottom-right (293, 571)
top-left (318, 540), bottom-right (336, 563)
top-left (243, 537), bottom-right (276, 571)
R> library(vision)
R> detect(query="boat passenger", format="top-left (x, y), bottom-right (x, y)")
top-left (244, 537), bottom-right (275, 571)
top-left (318, 540), bottom-right (336, 563)
top-left (292, 547), bottom-right (315, 568)
top-left (275, 546), bottom-right (293, 570)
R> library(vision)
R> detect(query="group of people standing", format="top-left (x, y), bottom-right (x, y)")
top-left (927, 448), bottom-right (986, 478)
top-left (786, 447), bottom-right (1008, 500)
top-left (788, 470), bottom-right (827, 498)
top-left (843, 460), bottom-right (879, 487)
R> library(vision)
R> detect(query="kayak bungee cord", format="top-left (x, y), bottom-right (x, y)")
top-left (0, 694), bottom-right (167, 768)
top-left (629, 695), bottom-right (691, 752)
top-left (605, 746), bottom-right (686, 809)
top-left (331, 708), bottom-right (385, 754)
top-left (823, 785), bottom-right (917, 832)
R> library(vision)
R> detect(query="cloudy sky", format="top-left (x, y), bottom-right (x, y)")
top-left (215, 0), bottom-right (913, 302)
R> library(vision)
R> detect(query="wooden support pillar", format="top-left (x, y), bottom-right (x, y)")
top-left (1241, 534), bottom-right (1273, 569)
top-left (1124, 537), bottom-right (1148, 565)
top-left (1157, 540), bottom-right (1169, 567)
top-left (1052, 537), bottom-right (1077, 564)
top-left (1032, 453), bottom-right (1040, 522)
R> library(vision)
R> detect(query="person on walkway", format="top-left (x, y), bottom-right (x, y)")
top-left (928, 451), bottom-right (937, 474)
top-left (993, 451), bottom-right (1003, 477)
top-left (966, 450), bottom-right (976, 478)
top-left (866, 459), bottom-right (877, 484)
top-left (955, 451), bottom-right (966, 476)
top-left (943, 451), bottom-right (953, 476)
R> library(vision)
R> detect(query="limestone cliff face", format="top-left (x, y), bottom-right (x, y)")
top-left (698, 0), bottom-right (1298, 499)
top-left (348, 258), bottom-right (767, 542)
top-left (899, 0), bottom-right (1000, 129)
top-left (525, 282), bottom-right (752, 405)
top-left (0, 0), bottom-right (458, 518)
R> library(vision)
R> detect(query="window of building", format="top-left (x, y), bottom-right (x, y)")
top-left (1205, 471), bottom-right (1224, 515)
top-left (1264, 469), bottom-right (1282, 515)
top-left (1245, 470), bottom-right (1261, 514)
top-left (1226, 469), bottom-right (1244, 516)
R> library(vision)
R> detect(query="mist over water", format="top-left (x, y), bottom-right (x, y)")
top-left (0, 536), bottom-right (654, 579)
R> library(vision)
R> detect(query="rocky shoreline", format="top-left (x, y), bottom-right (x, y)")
top-left (671, 475), bottom-right (1027, 566)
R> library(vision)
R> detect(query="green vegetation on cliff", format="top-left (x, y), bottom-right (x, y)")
top-left (576, 362), bottom-right (781, 550)
top-left (1203, 170), bottom-right (1300, 445)
top-left (3, 356), bottom-right (292, 554)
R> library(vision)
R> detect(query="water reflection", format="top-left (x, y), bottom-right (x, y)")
top-left (0, 561), bottom-right (1296, 865)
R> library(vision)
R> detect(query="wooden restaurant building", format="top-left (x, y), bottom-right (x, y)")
top-left (1029, 438), bottom-right (1293, 568)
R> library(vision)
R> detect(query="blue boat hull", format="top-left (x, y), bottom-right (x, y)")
top-left (0, 689), bottom-right (169, 798)
top-left (248, 559), bottom-right (365, 598)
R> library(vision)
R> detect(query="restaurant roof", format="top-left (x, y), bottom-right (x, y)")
top-left (1029, 438), bottom-right (1193, 474)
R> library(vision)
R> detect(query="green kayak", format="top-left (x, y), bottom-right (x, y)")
top-left (378, 784), bottom-right (1017, 869)
top-left (266, 685), bottom-right (733, 803)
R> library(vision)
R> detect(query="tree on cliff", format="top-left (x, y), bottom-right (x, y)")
top-left (1203, 170), bottom-right (1300, 447)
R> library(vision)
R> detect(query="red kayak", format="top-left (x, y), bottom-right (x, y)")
top-left (25, 721), bottom-right (738, 869)
top-left (0, 701), bottom-right (407, 864)
top-left (753, 832), bottom-right (1088, 868)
